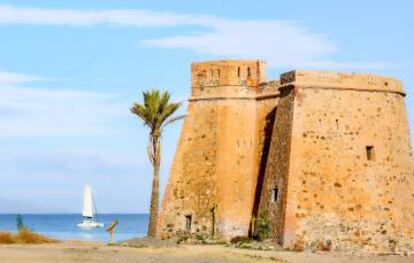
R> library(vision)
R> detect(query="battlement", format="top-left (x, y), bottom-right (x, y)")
top-left (280, 70), bottom-right (405, 95)
top-left (191, 60), bottom-right (266, 97)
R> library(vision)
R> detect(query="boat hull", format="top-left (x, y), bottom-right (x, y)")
top-left (77, 220), bottom-right (104, 229)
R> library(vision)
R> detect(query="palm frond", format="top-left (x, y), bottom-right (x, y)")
top-left (161, 115), bottom-right (186, 130)
top-left (131, 89), bottom-right (183, 132)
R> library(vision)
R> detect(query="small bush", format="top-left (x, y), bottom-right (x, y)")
top-left (175, 230), bottom-right (191, 244)
top-left (0, 232), bottom-right (13, 244)
top-left (254, 211), bottom-right (270, 241)
top-left (16, 215), bottom-right (25, 231)
top-left (321, 239), bottom-right (332, 251)
top-left (194, 233), bottom-right (208, 244)
top-left (238, 241), bottom-right (254, 249)
top-left (230, 236), bottom-right (251, 244)
top-left (0, 229), bottom-right (57, 244)
top-left (15, 229), bottom-right (56, 244)
top-left (291, 237), bottom-right (305, 252)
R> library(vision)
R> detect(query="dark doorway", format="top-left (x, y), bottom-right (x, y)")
top-left (185, 215), bottom-right (192, 231)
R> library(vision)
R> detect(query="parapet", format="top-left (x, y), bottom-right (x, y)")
top-left (280, 70), bottom-right (405, 96)
top-left (191, 60), bottom-right (266, 97)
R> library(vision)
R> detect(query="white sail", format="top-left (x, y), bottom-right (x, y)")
top-left (78, 185), bottom-right (104, 229)
top-left (82, 185), bottom-right (94, 218)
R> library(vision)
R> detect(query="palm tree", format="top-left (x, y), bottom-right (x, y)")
top-left (131, 89), bottom-right (184, 237)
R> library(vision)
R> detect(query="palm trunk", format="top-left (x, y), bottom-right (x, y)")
top-left (147, 132), bottom-right (160, 238)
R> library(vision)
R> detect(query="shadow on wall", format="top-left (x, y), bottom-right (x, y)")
top-left (251, 106), bottom-right (277, 223)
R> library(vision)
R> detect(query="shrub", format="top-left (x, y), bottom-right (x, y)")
top-left (175, 230), bottom-right (191, 244)
top-left (14, 229), bottom-right (57, 244)
top-left (0, 232), bottom-right (13, 244)
top-left (321, 239), bottom-right (332, 251)
top-left (230, 236), bottom-right (251, 244)
top-left (254, 211), bottom-right (270, 241)
top-left (194, 233), bottom-right (208, 244)
top-left (0, 229), bottom-right (58, 244)
top-left (238, 241), bottom-right (255, 249)
top-left (291, 236), bottom-right (305, 252)
top-left (16, 215), bottom-right (25, 231)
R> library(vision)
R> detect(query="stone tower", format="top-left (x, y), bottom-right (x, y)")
top-left (157, 60), bottom-right (414, 253)
top-left (258, 70), bottom-right (414, 252)
top-left (157, 60), bottom-right (278, 239)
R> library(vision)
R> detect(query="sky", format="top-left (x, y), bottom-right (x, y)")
top-left (0, 0), bottom-right (413, 213)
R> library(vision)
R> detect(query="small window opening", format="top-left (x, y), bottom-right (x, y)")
top-left (217, 69), bottom-right (220, 78)
top-left (237, 67), bottom-right (241, 77)
top-left (335, 119), bottom-right (339, 130)
top-left (271, 187), bottom-right (279, 202)
top-left (200, 70), bottom-right (207, 79)
top-left (210, 69), bottom-right (214, 77)
top-left (185, 215), bottom-right (192, 231)
top-left (210, 204), bottom-right (217, 237)
top-left (366, 146), bottom-right (375, 161)
top-left (247, 67), bottom-right (251, 77)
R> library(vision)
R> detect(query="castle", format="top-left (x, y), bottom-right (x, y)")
top-left (157, 60), bottom-right (414, 253)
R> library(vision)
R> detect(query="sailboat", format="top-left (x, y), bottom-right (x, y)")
top-left (77, 185), bottom-right (104, 229)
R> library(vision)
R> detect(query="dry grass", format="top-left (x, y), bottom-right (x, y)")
top-left (0, 229), bottom-right (58, 244)
top-left (0, 232), bottom-right (14, 244)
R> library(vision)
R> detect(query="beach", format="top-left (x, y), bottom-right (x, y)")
top-left (0, 214), bottom-right (147, 242)
top-left (1, 242), bottom-right (414, 263)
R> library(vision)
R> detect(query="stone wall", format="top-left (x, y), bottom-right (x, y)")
top-left (257, 85), bottom-right (295, 243)
top-left (264, 70), bottom-right (414, 253)
top-left (157, 100), bottom-right (220, 238)
top-left (157, 60), bottom-right (278, 239)
top-left (251, 82), bottom-right (280, 218)
top-left (158, 62), bottom-right (414, 253)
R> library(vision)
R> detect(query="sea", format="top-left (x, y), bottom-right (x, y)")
top-left (0, 214), bottom-right (148, 243)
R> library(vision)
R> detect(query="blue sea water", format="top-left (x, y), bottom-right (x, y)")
top-left (0, 214), bottom-right (148, 242)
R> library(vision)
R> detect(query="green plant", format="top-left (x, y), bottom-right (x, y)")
top-left (238, 241), bottom-right (254, 249)
top-left (254, 211), bottom-right (270, 241)
top-left (16, 214), bottom-right (25, 231)
top-left (131, 90), bottom-right (184, 237)
top-left (195, 233), bottom-right (208, 244)
top-left (175, 230), bottom-right (191, 244)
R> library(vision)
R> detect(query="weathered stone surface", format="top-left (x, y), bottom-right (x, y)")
top-left (157, 62), bottom-right (414, 254)
top-left (157, 60), bottom-right (278, 239)
top-left (259, 70), bottom-right (414, 253)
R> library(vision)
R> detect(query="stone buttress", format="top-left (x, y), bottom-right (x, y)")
top-left (258, 70), bottom-right (414, 253)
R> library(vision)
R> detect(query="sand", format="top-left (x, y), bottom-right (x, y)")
top-left (0, 242), bottom-right (414, 263)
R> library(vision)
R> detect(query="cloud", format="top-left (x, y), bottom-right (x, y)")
top-left (0, 84), bottom-right (126, 136)
top-left (0, 71), bottom-right (45, 84)
top-left (0, 5), bottom-right (394, 70)
top-left (145, 20), bottom-right (338, 68)
top-left (0, 5), bottom-right (214, 27)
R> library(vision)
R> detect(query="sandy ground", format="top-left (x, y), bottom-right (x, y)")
top-left (0, 242), bottom-right (414, 263)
